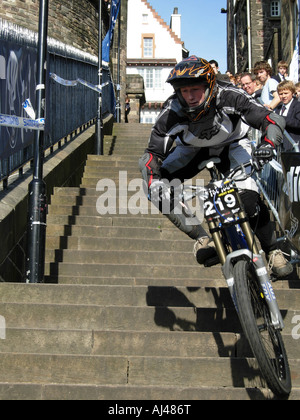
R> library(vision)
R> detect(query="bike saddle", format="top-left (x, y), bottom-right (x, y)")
top-left (198, 157), bottom-right (221, 171)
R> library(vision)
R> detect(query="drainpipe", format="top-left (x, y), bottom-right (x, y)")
top-left (247, 0), bottom-right (252, 70)
top-left (233, 0), bottom-right (238, 74)
top-left (234, 14), bottom-right (237, 73)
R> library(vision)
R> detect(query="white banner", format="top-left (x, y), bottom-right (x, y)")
top-left (0, 113), bottom-right (45, 130)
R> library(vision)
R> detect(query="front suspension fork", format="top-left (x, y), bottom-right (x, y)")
top-left (208, 215), bottom-right (284, 330)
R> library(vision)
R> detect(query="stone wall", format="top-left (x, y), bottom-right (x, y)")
top-left (126, 74), bottom-right (146, 124)
top-left (0, 0), bottom-right (100, 55)
top-left (227, 0), bottom-right (282, 73)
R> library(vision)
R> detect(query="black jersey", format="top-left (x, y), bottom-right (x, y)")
top-left (146, 82), bottom-right (270, 160)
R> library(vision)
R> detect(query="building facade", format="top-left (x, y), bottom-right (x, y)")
top-left (126, 0), bottom-right (188, 124)
top-left (226, 0), bottom-right (299, 76)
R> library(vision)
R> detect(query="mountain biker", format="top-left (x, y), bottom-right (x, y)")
top-left (139, 56), bottom-right (293, 278)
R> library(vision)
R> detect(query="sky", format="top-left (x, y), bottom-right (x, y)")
top-left (147, 0), bottom-right (228, 73)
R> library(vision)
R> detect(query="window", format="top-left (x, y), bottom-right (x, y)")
top-left (270, 1), bottom-right (281, 18)
top-left (143, 37), bottom-right (154, 58)
top-left (137, 68), bottom-right (163, 90)
top-left (145, 68), bottom-right (153, 88)
top-left (142, 14), bottom-right (149, 24)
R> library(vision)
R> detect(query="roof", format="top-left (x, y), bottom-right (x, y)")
top-left (141, 0), bottom-right (183, 46)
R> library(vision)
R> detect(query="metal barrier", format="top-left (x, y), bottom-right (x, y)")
top-left (0, 19), bottom-right (99, 186)
top-left (258, 129), bottom-right (300, 244)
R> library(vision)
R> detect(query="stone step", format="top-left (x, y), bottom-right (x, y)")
top-left (87, 154), bottom-right (142, 162)
top-left (45, 225), bottom-right (191, 241)
top-left (5, 352), bottom-right (297, 389)
top-left (47, 204), bottom-right (164, 218)
top-left (1, 325), bottom-right (298, 358)
top-left (45, 236), bottom-right (193, 253)
top-left (45, 249), bottom-right (197, 266)
top-left (1, 327), bottom-right (298, 362)
top-left (2, 301), bottom-right (298, 336)
top-left (0, 283), bottom-right (298, 311)
top-left (0, 328), bottom-right (248, 357)
top-left (45, 274), bottom-right (300, 290)
top-left (0, 302), bottom-right (241, 332)
top-left (44, 260), bottom-right (223, 280)
top-left (45, 214), bottom-right (174, 229)
top-left (1, 383), bottom-right (299, 400)
top-left (10, 122), bottom-right (298, 401)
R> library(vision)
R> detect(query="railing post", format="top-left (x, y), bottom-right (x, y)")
top-left (25, 0), bottom-right (49, 283)
top-left (116, 0), bottom-right (121, 123)
top-left (96, 0), bottom-right (104, 155)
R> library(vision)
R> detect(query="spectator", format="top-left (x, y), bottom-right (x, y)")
top-left (273, 60), bottom-right (290, 83)
top-left (295, 82), bottom-right (300, 100)
top-left (275, 80), bottom-right (300, 150)
top-left (253, 61), bottom-right (280, 111)
top-left (209, 59), bottom-right (230, 82)
top-left (125, 96), bottom-right (130, 123)
top-left (234, 73), bottom-right (242, 88)
top-left (240, 72), bottom-right (262, 100)
top-left (209, 60), bottom-right (220, 75)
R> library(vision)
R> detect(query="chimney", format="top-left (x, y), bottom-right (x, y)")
top-left (170, 7), bottom-right (181, 39)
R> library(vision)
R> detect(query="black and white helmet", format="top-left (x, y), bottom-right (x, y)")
top-left (167, 56), bottom-right (217, 121)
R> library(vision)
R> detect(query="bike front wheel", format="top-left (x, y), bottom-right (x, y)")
top-left (233, 260), bottom-right (292, 398)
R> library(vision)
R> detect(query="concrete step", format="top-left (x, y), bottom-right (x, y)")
top-left (1, 325), bottom-right (298, 360)
top-left (45, 274), bottom-right (300, 290)
top-left (45, 225), bottom-right (191, 241)
top-left (0, 328), bottom-right (251, 358)
top-left (45, 249), bottom-right (197, 266)
top-left (1, 383), bottom-right (299, 400)
top-left (3, 122), bottom-right (299, 400)
top-left (44, 261), bottom-right (223, 280)
top-left (5, 352), bottom-right (297, 389)
top-left (45, 236), bottom-right (193, 253)
top-left (0, 302), bottom-right (241, 332)
top-left (0, 283), bottom-right (298, 312)
top-left (46, 214), bottom-right (174, 229)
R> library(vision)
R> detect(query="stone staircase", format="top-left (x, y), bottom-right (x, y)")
top-left (0, 123), bottom-right (299, 400)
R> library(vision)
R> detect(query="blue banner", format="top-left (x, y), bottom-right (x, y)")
top-left (102, 0), bottom-right (121, 65)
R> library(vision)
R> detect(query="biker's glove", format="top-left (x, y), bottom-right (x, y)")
top-left (252, 143), bottom-right (275, 171)
top-left (261, 113), bottom-right (286, 147)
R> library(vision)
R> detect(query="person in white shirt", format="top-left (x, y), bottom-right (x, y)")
top-left (254, 61), bottom-right (281, 111)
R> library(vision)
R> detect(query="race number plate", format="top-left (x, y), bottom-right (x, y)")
top-left (204, 182), bottom-right (241, 221)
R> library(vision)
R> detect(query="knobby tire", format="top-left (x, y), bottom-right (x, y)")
top-left (233, 260), bottom-right (291, 398)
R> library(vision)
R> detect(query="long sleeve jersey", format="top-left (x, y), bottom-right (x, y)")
top-left (146, 81), bottom-right (273, 161)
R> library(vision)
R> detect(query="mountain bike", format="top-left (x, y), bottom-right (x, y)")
top-left (181, 158), bottom-right (292, 398)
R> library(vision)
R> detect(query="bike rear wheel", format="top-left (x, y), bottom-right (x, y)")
top-left (233, 260), bottom-right (291, 398)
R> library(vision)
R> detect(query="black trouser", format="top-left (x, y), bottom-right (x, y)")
top-left (240, 190), bottom-right (277, 254)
